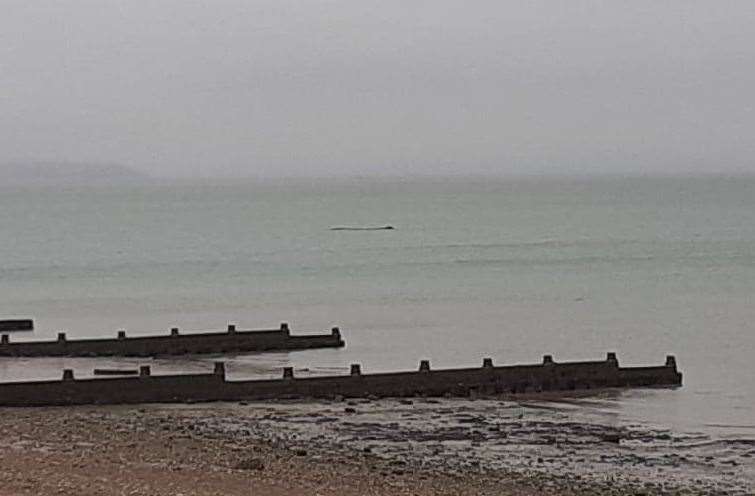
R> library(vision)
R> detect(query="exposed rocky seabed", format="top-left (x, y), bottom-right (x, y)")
top-left (183, 398), bottom-right (754, 495)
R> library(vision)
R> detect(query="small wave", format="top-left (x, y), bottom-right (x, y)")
top-left (673, 438), bottom-right (755, 449)
top-left (705, 423), bottom-right (755, 430)
top-left (451, 254), bottom-right (656, 266)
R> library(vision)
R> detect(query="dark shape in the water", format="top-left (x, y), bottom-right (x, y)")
top-left (0, 353), bottom-right (682, 407)
top-left (0, 323), bottom-right (344, 357)
top-left (330, 225), bottom-right (395, 231)
top-left (0, 319), bottom-right (33, 332)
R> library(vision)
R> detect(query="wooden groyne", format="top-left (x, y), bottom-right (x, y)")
top-left (0, 323), bottom-right (344, 357)
top-left (0, 319), bottom-right (33, 332)
top-left (0, 353), bottom-right (682, 407)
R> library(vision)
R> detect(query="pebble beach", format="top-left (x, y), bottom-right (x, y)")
top-left (1, 396), bottom-right (751, 495)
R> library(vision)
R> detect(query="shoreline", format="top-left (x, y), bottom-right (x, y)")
top-left (1, 399), bottom-right (751, 495)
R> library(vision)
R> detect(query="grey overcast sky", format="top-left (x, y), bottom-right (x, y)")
top-left (1, 1), bottom-right (754, 178)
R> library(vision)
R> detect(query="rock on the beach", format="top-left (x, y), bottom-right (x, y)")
top-left (234, 457), bottom-right (264, 470)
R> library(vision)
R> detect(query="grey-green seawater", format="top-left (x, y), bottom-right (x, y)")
top-left (1, 176), bottom-right (753, 446)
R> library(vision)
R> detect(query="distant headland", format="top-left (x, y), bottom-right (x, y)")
top-left (0, 162), bottom-right (151, 186)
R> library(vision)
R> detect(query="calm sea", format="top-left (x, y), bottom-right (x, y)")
top-left (1, 176), bottom-right (753, 442)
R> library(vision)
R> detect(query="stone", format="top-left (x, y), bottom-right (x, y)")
top-left (234, 457), bottom-right (264, 470)
top-left (602, 434), bottom-right (622, 444)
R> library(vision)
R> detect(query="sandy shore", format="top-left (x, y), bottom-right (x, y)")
top-left (0, 398), bottom-right (751, 495)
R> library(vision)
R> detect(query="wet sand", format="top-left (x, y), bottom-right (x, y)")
top-left (0, 397), bottom-right (752, 495)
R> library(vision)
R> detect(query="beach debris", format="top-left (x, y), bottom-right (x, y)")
top-left (0, 319), bottom-right (33, 332)
top-left (93, 368), bottom-right (139, 376)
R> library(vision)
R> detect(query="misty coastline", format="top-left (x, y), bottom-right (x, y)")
top-left (3, 163), bottom-right (755, 192)
top-left (0, 162), bottom-right (151, 187)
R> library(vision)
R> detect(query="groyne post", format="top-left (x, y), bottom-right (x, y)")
top-left (331, 327), bottom-right (341, 338)
top-left (606, 352), bottom-right (618, 366)
top-left (214, 362), bottom-right (226, 379)
top-left (666, 355), bottom-right (677, 369)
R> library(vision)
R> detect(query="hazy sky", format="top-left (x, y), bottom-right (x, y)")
top-left (1, 1), bottom-right (754, 177)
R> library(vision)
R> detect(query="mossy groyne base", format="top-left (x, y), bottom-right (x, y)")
top-left (0, 323), bottom-right (344, 357)
top-left (0, 354), bottom-right (682, 407)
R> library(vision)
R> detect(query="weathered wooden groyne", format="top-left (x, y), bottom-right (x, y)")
top-left (0, 323), bottom-right (344, 357)
top-left (0, 353), bottom-right (681, 407)
top-left (0, 319), bottom-right (33, 332)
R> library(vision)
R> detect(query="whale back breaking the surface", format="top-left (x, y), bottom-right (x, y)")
top-left (330, 225), bottom-right (395, 231)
